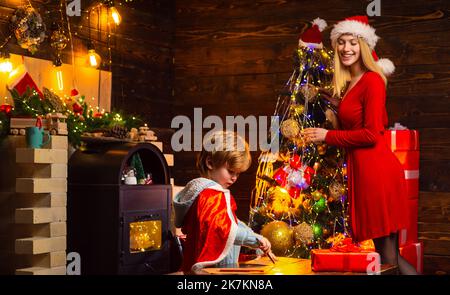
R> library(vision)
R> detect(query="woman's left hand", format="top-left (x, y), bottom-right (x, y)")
top-left (303, 128), bottom-right (328, 144)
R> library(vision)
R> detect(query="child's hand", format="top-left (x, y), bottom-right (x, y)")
top-left (258, 237), bottom-right (271, 253)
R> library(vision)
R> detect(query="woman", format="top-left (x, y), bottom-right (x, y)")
top-left (304, 15), bottom-right (417, 274)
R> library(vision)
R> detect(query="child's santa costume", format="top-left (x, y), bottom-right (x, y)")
top-left (174, 178), bottom-right (263, 273)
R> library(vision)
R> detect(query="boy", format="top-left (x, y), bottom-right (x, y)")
top-left (174, 130), bottom-right (272, 273)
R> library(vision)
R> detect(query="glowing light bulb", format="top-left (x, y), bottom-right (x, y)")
top-left (0, 58), bottom-right (12, 73)
top-left (110, 7), bottom-right (121, 25)
top-left (87, 49), bottom-right (101, 68)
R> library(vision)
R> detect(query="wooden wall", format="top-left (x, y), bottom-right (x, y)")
top-left (174, 0), bottom-right (450, 274)
top-left (1, 0), bottom-right (448, 275)
top-left (0, 0), bottom-right (174, 128)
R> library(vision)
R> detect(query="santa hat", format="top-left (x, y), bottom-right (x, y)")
top-left (330, 15), bottom-right (395, 76)
top-left (298, 18), bottom-right (327, 49)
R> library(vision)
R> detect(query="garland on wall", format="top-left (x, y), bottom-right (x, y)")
top-left (0, 87), bottom-right (143, 147)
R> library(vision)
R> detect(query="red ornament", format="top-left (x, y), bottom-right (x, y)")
top-left (93, 112), bottom-right (103, 118)
top-left (303, 166), bottom-right (316, 185)
top-left (288, 186), bottom-right (301, 199)
top-left (0, 104), bottom-right (12, 114)
top-left (289, 154), bottom-right (302, 169)
top-left (70, 88), bottom-right (79, 97)
top-left (273, 167), bottom-right (288, 187)
top-left (72, 102), bottom-right (83, 115)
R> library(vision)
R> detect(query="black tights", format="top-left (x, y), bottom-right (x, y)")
top-left (373, 232), bottom-right (418, 275)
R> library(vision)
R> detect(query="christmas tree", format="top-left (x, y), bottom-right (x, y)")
top-left (249, 18), bottom-right (349, 258)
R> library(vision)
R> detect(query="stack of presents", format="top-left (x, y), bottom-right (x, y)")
top-left (311, 124), bottom-right (423, 274)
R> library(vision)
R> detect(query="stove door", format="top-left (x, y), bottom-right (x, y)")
top-left (120, 210), bottom-right (170, 274)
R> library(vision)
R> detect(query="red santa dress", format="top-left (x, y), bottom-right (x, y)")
top-left (325, 71), bottom-right (409, 242)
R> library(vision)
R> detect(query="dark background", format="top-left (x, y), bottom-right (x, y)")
top-left (0, 0), bottom-right (448, 274)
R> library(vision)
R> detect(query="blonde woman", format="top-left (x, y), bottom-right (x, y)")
top-left (304, 15), bottom-right (417, 274)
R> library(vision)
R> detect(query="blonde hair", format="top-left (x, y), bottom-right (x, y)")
top-left (196, 130), bottom-right (251, 177)
top-left (332, 36), bottom-right (387, 97)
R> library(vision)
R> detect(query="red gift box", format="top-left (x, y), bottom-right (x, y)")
top-left (399, 242), bottom-right (423, 274)
top-left (394, 150), bottom-right (420, 200)
top-left (404, 177), bottom-right (419, 200)
top-left (399, 198), bottom-right (418, 247)
top-left (311, 249), bottom-right (381, 273)
top-left (394, 151), bottom-right (419, 170)
top-left (384, 129), bottom-right (419, 151)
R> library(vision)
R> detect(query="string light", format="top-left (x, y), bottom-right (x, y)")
top-left (0, 51), bottom-right (12, 73)
top-left (109, 6), bottom-right (121, 25)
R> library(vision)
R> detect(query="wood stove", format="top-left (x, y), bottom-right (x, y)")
top-left (68, 142), bottom-right (174, 274)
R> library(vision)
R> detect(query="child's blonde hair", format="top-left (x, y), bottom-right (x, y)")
top-left (197, 130), bottom-right (251, 177)
top-left (332, 36), bottom-right (387, 97)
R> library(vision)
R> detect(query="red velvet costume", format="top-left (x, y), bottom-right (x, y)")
top-left (179, 185), bottom-right (239, 273)
top-left (325, 71), bottom-right (409, 241)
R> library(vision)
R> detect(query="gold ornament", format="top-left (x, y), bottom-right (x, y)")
top-left (291, 104), bottom-right (305, 116)
top-left (260, 221), bottom-right (294, 256)
top-left (300, 83), bottom-right (319, 102)
top-left (50, 28), bottom-right (68, 52)
top-left (11, 7), bottom-right (46, 54)
top-left (328, 181), bottom-right (345, 200)
top-left (311, 190), bottom-right (323, 201)
top-left (313, 161), bottom-right (321, 171)
top-left (280, 119), bottom-right (300, 139)
top-left (293, 222), bottom-right (314, 245)
top-left (268, 187), bottom-right (292, 217)
top-left (317, 143), bottom-right (327, 155)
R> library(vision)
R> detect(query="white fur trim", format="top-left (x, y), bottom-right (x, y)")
top-left (191, 184), bottom-right (238, 271)
top-left (298, 39), bottom-right (323, 49)
top-left (312, 18), bottom-right (327, 32)
top-left (330, 20), bottom-right (379, 49)
top-left (376, 58), bottom-right (395, 76)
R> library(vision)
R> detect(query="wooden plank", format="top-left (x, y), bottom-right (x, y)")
top-left (176, 0), bottom-right (444, 24)
top-left (44, 136), bottom-right (68, 150)
top-left (15, 207), bottom-right (66, 224)
top-left (174, 73), bottom-right (287, 106)
top-left (16, 251), bottom-right (67, 269)
top-left (164, 154), bottom-right (174, 167)
top-left (418, 222), bottom-right (450, 234)
top-left (419, 161), bottom-right (450, 192)
top-left (420, 236), bottom-right (450, 256)
top-left (16, 178), bottom-right (67, 194)
top-left (16, 149), bottom-right (68, 164)
top-left (423, 255), bottom-right (450, 275)
top-left (31, 251), bottom-right (67, 268)
top-left (15, 236), bottom-right (66, 255)
top-left (418, 191), bottom-right (450, 223)
top-left (15, 193), bottom-right (67, 208)
top-left (15, 222), bottom-right (67, 238)
top-left (15, 266), bottom-right (66, 275)
top-left (16, 164), bottom-right (68, 179)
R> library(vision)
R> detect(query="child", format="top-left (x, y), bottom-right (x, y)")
top-left (173, 130), bottom-right (272, 273)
